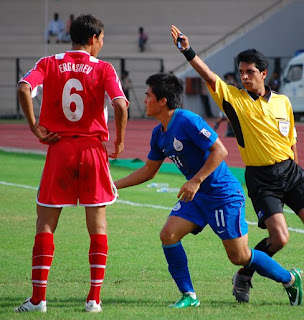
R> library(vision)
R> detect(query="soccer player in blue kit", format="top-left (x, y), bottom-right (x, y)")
top-left (114, 73), bottom-right (302, 308)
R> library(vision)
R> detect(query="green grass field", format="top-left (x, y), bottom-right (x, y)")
top-left (0, 150), bottom-right (303, 320)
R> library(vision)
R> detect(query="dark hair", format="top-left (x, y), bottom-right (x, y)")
top-left (70, 14), bottom-right (104, 45)
top-left (236, 49), bottom-right (269, 72)
top-left (146, 73), bottom-right (183, 109)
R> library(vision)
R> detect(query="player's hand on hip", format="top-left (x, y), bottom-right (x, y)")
top-left (171, 25), bottom-right (190, 51)
top-left (31, 123), bottom-right (61, 144)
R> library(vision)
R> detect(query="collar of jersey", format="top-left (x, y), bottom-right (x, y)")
top-left (66, 50), bottom-right (91, 56)
top-left (166, 108), bottom-right (180, 131)
top-left (246, 86), bottom-right (272, 102)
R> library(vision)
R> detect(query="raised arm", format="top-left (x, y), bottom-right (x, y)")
top-left (171, 25), bottom-right (217, 91)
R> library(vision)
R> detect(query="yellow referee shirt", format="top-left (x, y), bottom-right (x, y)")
top-left (208, 75), bottom-right (296, 166)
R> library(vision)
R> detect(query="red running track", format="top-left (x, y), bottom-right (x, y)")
top-left (1, 119), bottom-right (304, 169)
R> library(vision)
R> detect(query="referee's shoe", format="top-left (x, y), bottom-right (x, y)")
top-left (232, 272), bottom-right (252, 303)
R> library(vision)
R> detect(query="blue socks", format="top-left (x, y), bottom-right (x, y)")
top-left (163, 243), bottom-right (292, 293)
top-left (248, 249), bottom-right (291, 284)
top-left (162, 242), bottom-right (194, 293)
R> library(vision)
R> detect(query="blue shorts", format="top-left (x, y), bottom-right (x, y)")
top-left (169, 191), bottom-right (248, 240)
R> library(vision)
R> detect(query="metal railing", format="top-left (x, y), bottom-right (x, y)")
top-left (0, 56), bottom-right (164, 119)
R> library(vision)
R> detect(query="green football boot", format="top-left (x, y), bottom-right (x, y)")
top-left (169, 294), bottom-right (200, 308)
top-left (284, 268), bottom-right (303, 306)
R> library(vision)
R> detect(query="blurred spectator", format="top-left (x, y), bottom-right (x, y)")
top-left (138, 27), bottom-right (148, 52)
top-left (267, 71), bottom-right (281, 92)
top-left (121, 70), bottom-right (132, 100)
top-left (200, 80), bottom-right (214, 118)
top-left (121, 70), bottom-right (132, 118)
top-left (45, 12), bottom-right (64, 44)
top-left (224, 72), bottom-right (239, 87)
top-left (63, 14), bottom-right (74, 43)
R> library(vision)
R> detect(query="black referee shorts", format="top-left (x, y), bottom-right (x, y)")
top-left (245, 159), bottom-right (304, 229)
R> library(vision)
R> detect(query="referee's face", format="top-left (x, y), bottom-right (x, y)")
top-left (238, 62), bottom-right (267, 94)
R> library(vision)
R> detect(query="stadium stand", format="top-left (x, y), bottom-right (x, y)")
top-left (0, 0), bottom-right (293, 118)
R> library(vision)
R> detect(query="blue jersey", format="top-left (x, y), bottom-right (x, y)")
top-left (148, 109), bottom-right (242, 199)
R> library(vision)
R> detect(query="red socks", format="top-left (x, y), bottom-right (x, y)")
top-left (30, 232), bottom-right (107, 305)
top-left (87, 234), bottom-right (108, 304)
top-left (31, 232), bottom-right (54, 305)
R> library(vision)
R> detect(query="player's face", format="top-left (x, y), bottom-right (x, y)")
top-left (92, 31), bottom-right (104, 57)
top-left (238, 62), bottom-right (267, 93)
top-left (144, 86), bottom-right (163, 118)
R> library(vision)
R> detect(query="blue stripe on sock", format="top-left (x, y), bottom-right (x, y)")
top-left (162, 242), bottom-right (181, 248)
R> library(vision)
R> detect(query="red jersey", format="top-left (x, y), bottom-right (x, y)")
top-left (20, 50), bottom-right (128, 141)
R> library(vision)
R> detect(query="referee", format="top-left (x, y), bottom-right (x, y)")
top-left (171, 25), bottom-right (304, 305)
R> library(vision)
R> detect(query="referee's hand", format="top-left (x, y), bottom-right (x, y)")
top-left (171, 25), bottom-right (190, 51)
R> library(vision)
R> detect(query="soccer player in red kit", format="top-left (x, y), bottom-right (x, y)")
top-left (15, 14), bottom-right (128, 313)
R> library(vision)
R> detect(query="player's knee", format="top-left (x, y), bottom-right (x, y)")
top-left (227, 250), bottom-right (251, 266)
top-left (160, 229), bottom-right (178, 245)
top-left (228, 255), bottom-right (248, 266)
top-left (270, 233), bottom-right (289, 251)
top-left (88, 222), bottom-right (107, 235)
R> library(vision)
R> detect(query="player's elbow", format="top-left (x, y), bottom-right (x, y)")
top-left (222, 147), bottom-right (228, 159)
top-left (218, 146), bottom-right (228, 162)
top-left (17, 82), bottom-right (31, 97)
top-left (113, 98), bottom-right (128, 111)
top-left (211, 138), bottom-right (228, 161)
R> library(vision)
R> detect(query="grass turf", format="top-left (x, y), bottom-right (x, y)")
top-left (0, 150), bottom-right (303, 319)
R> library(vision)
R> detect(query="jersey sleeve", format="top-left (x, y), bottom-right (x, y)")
top-left (103, 63), bottom-right (129, 107)
top-left (184, 114), bottom-right (218, 151)
top-left (207, 75), bottom-right (239, 112)
top-left (19, 58), bottom-right (46, 98)
top-left (147, 126), bottom-right (166, 161)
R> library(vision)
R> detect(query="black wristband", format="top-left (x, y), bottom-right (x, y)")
top-left (181, 47), bottom-right (196, 61)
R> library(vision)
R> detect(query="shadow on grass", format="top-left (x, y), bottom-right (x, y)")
top-left (0, 296), bottom-right (167, 311)
top-left (1, 295), bottom-right (291, 311)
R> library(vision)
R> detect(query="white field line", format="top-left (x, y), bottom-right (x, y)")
top-left (1, 180), bottom-right (304, 234)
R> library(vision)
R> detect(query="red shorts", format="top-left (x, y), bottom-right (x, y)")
top-left (37, 136), bottom-right (117, 207)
